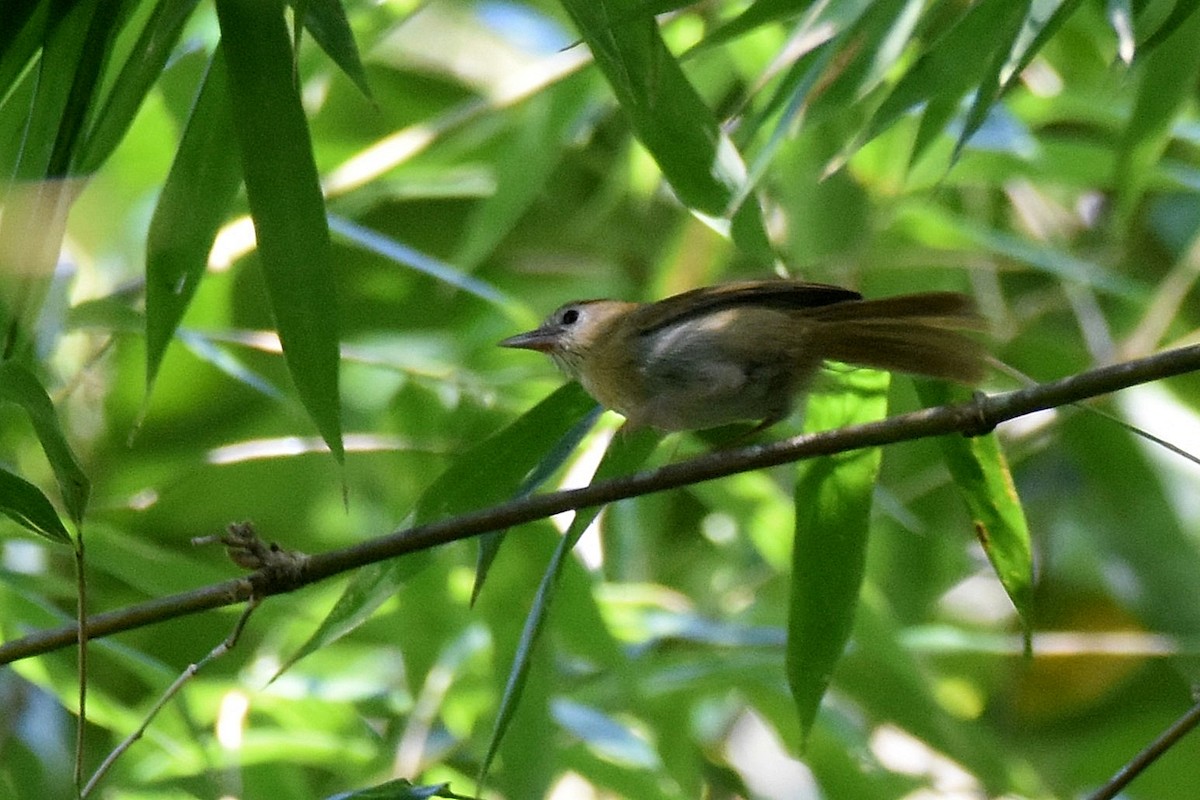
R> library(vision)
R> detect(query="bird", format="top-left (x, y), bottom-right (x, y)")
top-left (500, 279), bottom-right (987, 432)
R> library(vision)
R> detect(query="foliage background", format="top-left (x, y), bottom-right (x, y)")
top-left (3, 0), bottom-right (1200, 798)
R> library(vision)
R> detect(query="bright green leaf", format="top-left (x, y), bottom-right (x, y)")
top-left (918, 382), bottom-right (1034, 647)
top-left (557, 0), bottom-right (771, 257)
top-left (861, 0), bottom-right (1029, 159)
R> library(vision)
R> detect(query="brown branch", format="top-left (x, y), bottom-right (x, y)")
top-left (1087, 696), bottom-right (1200, 800)
top-left (3, 344), bottom-right (1199, 666)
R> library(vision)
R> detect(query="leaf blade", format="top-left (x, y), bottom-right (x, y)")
top-left (0, 361), bottom-right (89, 526)
top-left (787, 368), bottom-right (889, 742)
top-left (0, 465), bottom-right (72, 545)
top-left (215, 0), bottom-right (343, 460)
top-left (145, 52), bottom-right (243, 395)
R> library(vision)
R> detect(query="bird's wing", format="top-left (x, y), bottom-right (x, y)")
top-left (629, 280), bottom-right (862, 335)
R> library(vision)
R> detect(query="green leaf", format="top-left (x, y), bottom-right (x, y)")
top-left (557, 0), bottom-right (771, 257)
top-left (145, 52), bottom-right (243, 396)
top-left (861, 0), bottom-right (1030, 159)
top-left (702, 0), bottom-right (831, 51)
top-left (0, 361), bottom-right (89, 526)
top-left (215, 0), bottom-right (343, 461)
top-left (949, 0), bottom-right (1081, 165)
top-left (275, 383), bottom-right (599, 676)
top-left (471, 404), bottom-right (603, 605)
top-left (1113, 6), bottom-right (1200, 227)
top-left (75, 0), bottom-right (201, 173)
top-left (0, 0), bottom-right (95, 356)
top-left (1136, 0), bottom-right (1200, 54)
top-left (302, 0), bottom-right (373, 99)
top-left (47, 0), bottom-right (125, 178)
top-left (0, 465), bottom-right (72, 545)
top-left (478, 424), bottom-right (660, 786)
top-left (787, 368), bottom-right (889, 742)
top-left (918, 382), bottom-right (1034, 648)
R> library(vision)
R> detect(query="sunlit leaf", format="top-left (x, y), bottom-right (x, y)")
top-left (557, 0), bottom-right (771, 256)
top-left (1113, 7), bottom-right (1200, 226)
top-left (918, 382), bottom-right (1034, 647)
top-left (861, 0), bottom-right (1029, 163)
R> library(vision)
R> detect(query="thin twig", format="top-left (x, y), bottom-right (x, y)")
top-left (79, 598), bottom-right (260, 798)
top-left (1087, 697), bottom-right (1200, 800)
top-left (73, 535), bottom-right (87, 797)
top-left (2, 344), bottom-right (1200, 666)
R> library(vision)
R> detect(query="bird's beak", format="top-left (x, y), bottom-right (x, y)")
top-left (499, 327), bottom-right (558, 352)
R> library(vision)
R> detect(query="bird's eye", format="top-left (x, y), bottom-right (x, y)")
top-left (561, 308), bottom-right (580, 325)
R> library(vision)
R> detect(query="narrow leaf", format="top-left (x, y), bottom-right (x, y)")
top-left (953, 0), bottom-right (1084, 164)
top-left (0, 361), bottom-right (89, 525)
top-left (302, 0), bottom-right (373, 99)
top-left (145, 52), bottom-right (242, 395)
top-left (787, 368), bottom-right (889, 742)
top-left (860, 0), bottom-right (1029, 154)
top-left (918, 382), bottom-right (1034, 647)
top-left (478, 424), bottom-right (660, 787)
top-left (215, 0), bottom-right (343, 461)
top-left (557, 0), bottom-right (771, 257)
top-left (75, 0), bottom-right (202, 173)
top-left (0, 466), bottom-right (72, 545)
top-left (325, 777), bottom-right (476, 800)
top-left (1113, 6), bottom-right (1200, 226)
top-left (472, 404), bottom-right (603, 605)
top-left (328, 216), bottom-right (528, 323)
top-left (276, 384), bottom-right (598, 675)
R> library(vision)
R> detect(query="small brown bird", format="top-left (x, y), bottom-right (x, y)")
top-left (500, 280), bottom-right (986, 432)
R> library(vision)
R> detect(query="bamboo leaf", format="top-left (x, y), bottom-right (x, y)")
top-left (0, 466), bottom-right (72, 545)
top-left (75, 0), bottom-right (201, 173)
top-left (275, 384), bottom-right (598, 677)
top-left (0, 361), bottom-right (88, 526)
top-left (918, 383), bottom-right (1034, 646)
top-left (301, 0), bottom-right (373, 99)
top-left (861, 0), bottom-right (1029, 158)
top-left (787, 368), bottom-right (888, 742)
top-left (216, 0), bottom-right (344, 461)
top-left (145, 52), bottom-right (242, 396)
top-left (478, 424), bottom-right (660, 787)
top-left (557, 0), bottom-right (770, 256)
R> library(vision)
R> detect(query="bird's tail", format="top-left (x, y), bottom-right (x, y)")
top-left (804, 291), bottom-right (987, 384)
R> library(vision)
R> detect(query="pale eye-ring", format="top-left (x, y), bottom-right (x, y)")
top-left (560, 308), bottom-right (580, 325)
